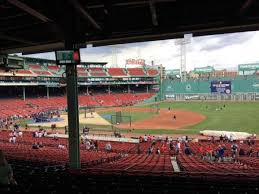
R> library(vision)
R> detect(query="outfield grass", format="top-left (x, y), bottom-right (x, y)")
top-left (158, 101), bottom-right (259, 134)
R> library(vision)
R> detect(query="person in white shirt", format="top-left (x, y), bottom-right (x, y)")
top-left (9, 136), bottom-right (16, 144)
top-left (105, 143), bottom-right (112, 152)
top-left (176, 141), bottom-right (181, 154)
top-left (85, 140), bottom-right (91, 150)
top-left (58, 144), bottom-right (66, 149)
top-left (18, 131), bottom-right (23, 137)
top-left (143, 135), bottom-right (148, 142)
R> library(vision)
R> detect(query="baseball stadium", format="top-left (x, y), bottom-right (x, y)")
top-left (1, 1), bottom-right (259, 194)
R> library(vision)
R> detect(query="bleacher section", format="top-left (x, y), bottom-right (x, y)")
top-left (28, 64), bottom-right (43, 70)
top-left (88, 67), bottom-right (108, 77)
top-left (1, 130), bottom-right (259, 193)
top-left (16, 69), bottom-right (34, 76)
top-left (147, 68), bottom-right (159, 76)
top-left (0, 93), bottom-right (153, 119)
top-left (28, 64), bottom-right (53, 77)
top-left (107, 68), bottom-right (127, 76)
top-left (127, 68), bottom-right (146, 76)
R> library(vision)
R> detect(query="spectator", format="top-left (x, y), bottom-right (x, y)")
top-left (206, 146), bottom-right (213, 161)
top-left (160, 144), bottom-right (166, 153)
top-left (147, 146), bottom-right (153, 155)
top-left (32, 142), bottom-right (39, 149)
top-left (85, 140), bottom-right (91, 150)
top-left (239, 148), bottom-right (245, 156)
top-left (247, 147), bottom-right (253, 157)
top-left (176, 141), bottom-right (181, 153)
top-left (0, 150), bottom-right (17, 192)
top-left (105, 142), bottom-right (112, 152)
top-left (218, 146), bottom-right (225, 162)
top-left (143, 135), bottom-right (148, 142)
top-left (94, 140), bottom-right (98, 151)
top-left (156, 148), bottom-right (161, 155)
top-left (90, 141), bottom-right (96, 150)
top-left (58, 144), bottom-right (66, 149)
top-left (231, 142), bottom-right (238, 161)
top-left (169, 141), bottom-right (174, 151)
top-left (38, 142), bottom-right (44, 148)
top-left (18, 131), bottom-right (23, 137)
top-left (9, 133), bottom-right (16, 144)
top-left (184, 145), bottom-right (192, 156)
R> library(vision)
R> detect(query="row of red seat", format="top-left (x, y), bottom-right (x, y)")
top-left (0, 93), bottom-right (153, 119)
top-left (82, 154), bottom-right (173, 176)
top-left (0, 131), bottom-right (138, 153)
top-left (177, 154), bottom-right (259, 173)
top-left (27, 65), bottom-right (159, 77)
top-left (0, 130), bottom-right (175, 175)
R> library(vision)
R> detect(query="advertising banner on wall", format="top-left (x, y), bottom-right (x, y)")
top-left (210, 81), bottom-right (231, 94)
top-left (126, 59), bottom-right (145, 65)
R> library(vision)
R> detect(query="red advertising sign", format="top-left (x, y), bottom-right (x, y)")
top-left (126, 59), bottom-right (145, 65)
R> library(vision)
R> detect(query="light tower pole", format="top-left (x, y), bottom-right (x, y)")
top-left (175, 34), bottom-right (192, 82)
top-left (111, 46), bottom-right (118, 67)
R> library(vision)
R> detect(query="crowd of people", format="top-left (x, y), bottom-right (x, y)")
top-left (31, 110), bottom-right (61, 123)
top-left (32, 127), bottom-right (47, 138)
top-left (8, 123), bottom-right (23, 144)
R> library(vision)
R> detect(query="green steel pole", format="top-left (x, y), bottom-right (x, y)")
top-left (159, 76), bottom-right (163, 101)
top-left (23, 86), bottom-right (26, 101)
top-left (66, 64), bottom-right (81, 169)
top-left (46, 86), bottom-right (49, 99)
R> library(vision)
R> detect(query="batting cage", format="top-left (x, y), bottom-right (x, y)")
top-left (82, 107), bottom-right (96, 118)
top-left (110, 111), bottom-right (132, 127)
top-left (149, 103), bottom-right (160, 114)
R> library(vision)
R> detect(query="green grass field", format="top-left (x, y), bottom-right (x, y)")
top-left (157, 101), bottom-right (259, 134)
top-left (19, 101), bottom-right (259, 135)
top-left (107, 101), bottom-right (259, 135)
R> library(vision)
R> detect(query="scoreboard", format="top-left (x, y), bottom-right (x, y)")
top-left (55, 50), bottom-right (80, 65)
top-left (211, 81), bottom-right (231, 94)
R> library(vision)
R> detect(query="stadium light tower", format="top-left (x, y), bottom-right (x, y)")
top-left (111, 45), bottom-right (118, 67)
top-left (175, 33), bottom-right (192, 82)
top-left (111, 45), bottom-right (125, 67)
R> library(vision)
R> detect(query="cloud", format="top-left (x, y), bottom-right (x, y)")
top-left (199, 32), bottom-right (255, 52)
top-left (20, 30), bottom-right (259, 71)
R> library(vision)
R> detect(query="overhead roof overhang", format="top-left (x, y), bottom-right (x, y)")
top-left (1, 0), bottom-right (259, 54)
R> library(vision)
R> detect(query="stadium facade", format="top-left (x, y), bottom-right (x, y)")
top-left (0, 55), bottom-right (161, 100)
top-left (163, 63), bottom-right (259, 101)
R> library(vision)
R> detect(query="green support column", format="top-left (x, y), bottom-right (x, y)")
top-left (46, 86), bottom-right (49, 99)
top-left (66, 64), bottom-right (81, 169)
top-left (23, 86), bottom-right (26, 101)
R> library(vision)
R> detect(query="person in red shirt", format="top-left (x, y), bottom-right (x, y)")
top-left (160, 144), bottom-right (166, 153)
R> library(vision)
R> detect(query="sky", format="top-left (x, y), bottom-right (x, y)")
top-left (21, 30), bottom-right (259, 71)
